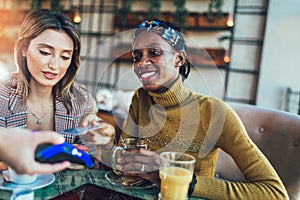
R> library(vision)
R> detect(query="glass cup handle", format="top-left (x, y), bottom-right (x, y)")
top-left (111, 146), bottom-right (123, 169)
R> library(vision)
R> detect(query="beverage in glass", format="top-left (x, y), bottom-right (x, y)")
top-left (111, 138), bottom-right (148, 185)
top-left (159, 152), bottom-right (195, 200)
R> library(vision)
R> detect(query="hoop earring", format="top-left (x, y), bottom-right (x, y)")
top-left (22, 51), bottom-right (26, 60)
top-left (177, 61), bottom-right (184, 67)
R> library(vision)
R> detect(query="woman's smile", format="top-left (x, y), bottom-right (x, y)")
top-left (138, 68), bottom-right (159, 83)
top-left (42, 70), bottom-right (58, 80)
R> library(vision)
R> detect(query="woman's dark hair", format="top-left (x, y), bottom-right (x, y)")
top-left (15, 9), bottom-right (84, 112)
top-left (163, 21), bottom-right (191, 81)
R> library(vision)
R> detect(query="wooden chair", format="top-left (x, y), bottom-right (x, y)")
top-left (215, 103), bottom-right (300, 200)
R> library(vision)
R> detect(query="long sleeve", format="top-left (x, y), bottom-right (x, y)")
top-left (119, 78), bottom-right (289, 200)
top-left (55, 82), bottom-right (96, 143)
top-left (192, 100), bottom-right (289, 200)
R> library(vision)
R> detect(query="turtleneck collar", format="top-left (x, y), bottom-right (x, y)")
top-left (148, 76), bottom-right (191, 108)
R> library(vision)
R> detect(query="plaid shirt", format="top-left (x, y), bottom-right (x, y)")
top-left (0, 76), bottom-right (96, 143)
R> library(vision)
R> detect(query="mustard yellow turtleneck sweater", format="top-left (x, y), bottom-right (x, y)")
top-left (121, 77), bottom-right (288, 200)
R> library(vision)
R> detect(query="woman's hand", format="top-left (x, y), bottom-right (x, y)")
top-left (80, 113), bottom-right (115, 149)
top-left (0, 128), bottom-right (70, 175)
top-left (118, 148), bottom-right (161, 184)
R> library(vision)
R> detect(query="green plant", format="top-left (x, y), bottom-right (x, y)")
top-left (118, 0), bottom-right (162, 27)
top-left (148, 0), bottom-right (161, 19)
top-left (30, 0), bottom-right (43, 10)
top-left (208, 0), bottom-right (224, 21)
top-left (172, 0), bottom-right (188, 27)
top-left (30, 0), bottom-right (62, 11)
top-left (50, 0), bottom-right (62, 11)
top-left (119, 0), bottom-right (134, 27)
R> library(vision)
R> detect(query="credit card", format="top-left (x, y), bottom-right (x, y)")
top-left (60, 126), bottom-right (101, 136)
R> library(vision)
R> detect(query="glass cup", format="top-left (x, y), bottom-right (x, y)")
top-left (111, 138), bottom-right (148, 186)
top-left (159, 152), bottom-right (195, 200)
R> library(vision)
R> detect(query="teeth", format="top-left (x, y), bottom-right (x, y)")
top-left (44, 72), bottom-right (56, 76)
top-left (141, 71), bottom-right (155, 78)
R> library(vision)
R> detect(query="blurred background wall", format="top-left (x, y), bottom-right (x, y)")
top-left (257, 0), bottom-right (300, 110)
top-left (0, 0), bottom-right (299, 113)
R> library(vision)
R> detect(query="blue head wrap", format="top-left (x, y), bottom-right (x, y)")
top-left (134, 20), bottom-right (186, 53)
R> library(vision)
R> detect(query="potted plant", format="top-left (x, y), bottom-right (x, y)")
top-left (172, 0), bottom-right (188, 27)
top-left (50, 0), bottom-right (63, 11)
top-left (118, 0), bottom-right (134, 27)
top-left (208, 0), bottom-right (224, 21)
top-left (148, 0), bottom-right (161, 19)
top-left (30, 0), bottom-right (43, 10)
top-left (198, 0), bottom-right (229, 28)
top-left (114, 0), bottom-right (147, 28)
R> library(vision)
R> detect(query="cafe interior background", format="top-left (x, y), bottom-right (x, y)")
top-left (0, 0), bottom-right (299, 117)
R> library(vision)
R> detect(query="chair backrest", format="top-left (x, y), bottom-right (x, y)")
top-left (215, 103), bottom-right (300, 200)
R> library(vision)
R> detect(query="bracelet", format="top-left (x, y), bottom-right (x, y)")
top-left (188, 174), bottom-right (197, 197)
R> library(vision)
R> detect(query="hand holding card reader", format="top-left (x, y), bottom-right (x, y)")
top-left (35, 142), bottom-right (94, 168)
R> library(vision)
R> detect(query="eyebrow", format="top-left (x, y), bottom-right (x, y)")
top-left (37, 43), bottom-right (73, 53)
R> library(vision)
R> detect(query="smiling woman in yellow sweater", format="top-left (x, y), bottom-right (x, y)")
top-left (110, 20), bottom-right (289, 200)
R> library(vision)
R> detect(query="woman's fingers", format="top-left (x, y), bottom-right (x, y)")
top-left (122, 149), bottom-right (160, 164)
top-left (118, 149), bottom-right (160, 173)
top-left (80, 114), bottom-right (115, 145)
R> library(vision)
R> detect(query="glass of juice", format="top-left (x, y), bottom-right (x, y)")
top-left (159, 152), bottom-right (195, 200)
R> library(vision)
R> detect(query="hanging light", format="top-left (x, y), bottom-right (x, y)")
top-left (218, 36), bottom-right (231, 64)
top-left (73, 7), bottom-right (81, 24)
top-left (224, 52), bottom-right (230, 63)
top-left (226, 13), bottom-right (234, 27)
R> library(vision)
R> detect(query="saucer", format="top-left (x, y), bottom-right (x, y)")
top-left (105, 171), bottom-right (156, 190)
top-left (0, 171), bottom-right (55, 191)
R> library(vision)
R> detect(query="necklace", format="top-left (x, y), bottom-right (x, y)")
top-left (27, 103), bottom-right (53, 125)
